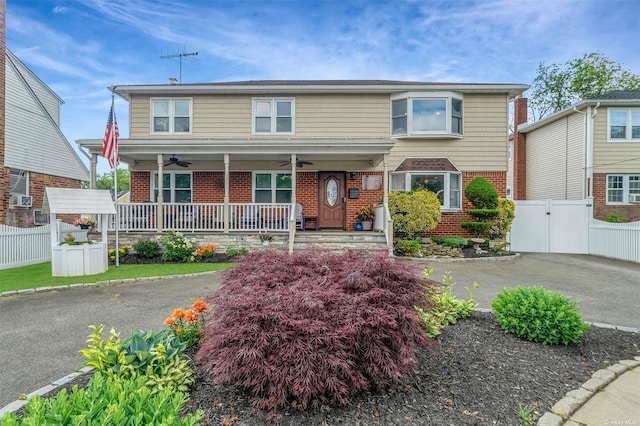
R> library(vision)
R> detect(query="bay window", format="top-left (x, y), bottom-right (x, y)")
top-left (391, 92), bottom-right (463, 137)
top-left (391, 171), bottom-right (462, 210)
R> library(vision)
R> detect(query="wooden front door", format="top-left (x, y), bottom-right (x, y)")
top-left (318, 172), bottom-right (345, 229)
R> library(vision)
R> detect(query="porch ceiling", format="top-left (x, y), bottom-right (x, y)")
top-left (77, 138), bottom-right (395, 166)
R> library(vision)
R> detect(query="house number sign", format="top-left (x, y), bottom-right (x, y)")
top-left (326, 178), bottom-right (338, 206)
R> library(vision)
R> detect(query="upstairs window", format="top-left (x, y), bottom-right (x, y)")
top-left (391, 92), bottom-right (463, 137)
top-left (253, 99), bottom-right (294, 134)
top-left (151, 99), bottom-right (192, 134)
top-left (608, 109), bottom-right (640, 141)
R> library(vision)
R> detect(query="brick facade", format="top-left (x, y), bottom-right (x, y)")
top-left (512, 96), bottom-right (528, 200)
top-left (592, 173), bottom-right (640, 222)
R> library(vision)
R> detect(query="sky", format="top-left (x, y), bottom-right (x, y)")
top-left (7, 0), bottom-right (640, 175)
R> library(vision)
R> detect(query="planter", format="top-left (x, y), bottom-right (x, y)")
top-left (52, 242), bottom-right (108, 276)
top-left (361, 220), bottom-right (373, 231)
top-left (80, 224), bottom-right (90, 230)
top-left (262, 240), bottom-right (270, 246)
top-left (354, 222), bottom-right (363, 231)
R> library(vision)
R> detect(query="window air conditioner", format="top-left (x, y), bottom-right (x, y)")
top-left (628, 194), bottom-right (640, 204)
top-left (19, 195), bottom-right (33, 208)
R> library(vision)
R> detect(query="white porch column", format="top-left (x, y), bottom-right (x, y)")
top-left (90, 154), bottom-right (98, 189)
top-left (157, 154), bottom-right (164, 232)
top-left (382, 155), bottom-right (389, 205)
top-left (224, 154), bottom-right (230, 234)
top-left (288, 154), bottom-right (297, 254)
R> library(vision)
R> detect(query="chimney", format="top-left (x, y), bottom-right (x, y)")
top-left (513, 96), bottom-right (528, 200)
top-left (169, 78), bottom-right (178, 85)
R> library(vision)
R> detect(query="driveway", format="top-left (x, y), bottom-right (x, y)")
top-left (1, 253), bottom-right (639, 409)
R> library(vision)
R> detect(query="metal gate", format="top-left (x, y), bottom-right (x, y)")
top-left (509, 199), bottom-right (591, 253)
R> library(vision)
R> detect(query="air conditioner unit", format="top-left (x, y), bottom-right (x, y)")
top-left (629, 194), bottom-right (640, 204)
top-left (33, 209), bottom-right (50, 225)
top-left (9, 193), bottom-right (25, 207)
top-left (19, 195), bottom-right (33, 208)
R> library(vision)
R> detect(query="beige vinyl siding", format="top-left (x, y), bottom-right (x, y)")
top-left (526, 112), bottom-right (585, 200)
top-left (386, 94), bottom-right (510, 171)
top-left (592, 107), bottom-right (640, 174)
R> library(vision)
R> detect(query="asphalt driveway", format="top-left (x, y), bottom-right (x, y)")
top-left (1, 253), bottom-right (638, 409)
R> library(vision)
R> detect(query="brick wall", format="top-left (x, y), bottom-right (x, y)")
top-left (513, 96), bottom-right (528, 200)
top-left (592, 173), bottom-right (640, 221)
top-left (0, 0), bottom-right (7, 224)
top-left (296, 171), bottom-right (318, 216)
top-left (5, 171), bottom-right (81, 227)
top-left (344, 171), bottom-right (384, 228)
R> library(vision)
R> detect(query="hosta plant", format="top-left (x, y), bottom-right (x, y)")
top-left (0, 372), bottom-right (203, 425)
top-left (197, 249), bottom-right (437, 413)
top-left (491, 286), bottom-right (590, 345)
top-left (80, 325), bottom-right (194, 393)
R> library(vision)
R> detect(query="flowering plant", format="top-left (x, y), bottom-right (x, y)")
top-left (108, 244), bottom-right (130, 262)
top-left (194, 244), bottom-right (217, 260)
top-left (258, 231), bottom-right (273, 242)
top-left (158, 230), bottom-right (197, 262)
top-left (164, 299), bottom-right (209, 351)
top-left (74, 217), bottom-right (96, 230)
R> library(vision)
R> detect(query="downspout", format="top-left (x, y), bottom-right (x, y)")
top-left (573, 106), bottom-right (588, 199)
top-left (588, 103), bottom-right (599, 201)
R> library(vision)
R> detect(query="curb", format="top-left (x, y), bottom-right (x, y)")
top-left (537, 358), bottom-right (640, 426)
top-left (0, 270), bottom-right (220, 299)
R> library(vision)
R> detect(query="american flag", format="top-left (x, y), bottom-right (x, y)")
top-left (102, 100), bottom-right (119, 168)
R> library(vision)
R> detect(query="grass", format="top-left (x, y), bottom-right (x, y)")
top-left (0, 262), bottom-right (237, 293)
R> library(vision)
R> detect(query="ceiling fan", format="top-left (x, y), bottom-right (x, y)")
top-left (279, 159), bottom-right (314, 168)
top-left (164, 155), bottom-right (191, 168)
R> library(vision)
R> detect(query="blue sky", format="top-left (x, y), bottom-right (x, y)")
top-left (7, 0), bottom-right (640, 175)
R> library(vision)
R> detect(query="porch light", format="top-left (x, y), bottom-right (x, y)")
top-left (350, 171), bottom-right (357, 180)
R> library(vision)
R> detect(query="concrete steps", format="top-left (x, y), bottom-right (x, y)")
top-left (293, 231), bottom-right (388, 251)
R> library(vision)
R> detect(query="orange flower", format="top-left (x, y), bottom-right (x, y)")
top-left (164, 317), bottom-right (176, 326)
top-left (184, 309), bottom-right (197, 323)
top-left (192, 300), bottom-right (209, 312)
top-left (172, 308), bottom-right (186, 319)
top-left (174, 327), bottom-right (182, 334)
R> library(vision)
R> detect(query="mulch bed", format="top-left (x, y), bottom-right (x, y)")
top-left (112, 253), bottom-right (236, 264)
top-left (19, 312), bottom-right (639, 425)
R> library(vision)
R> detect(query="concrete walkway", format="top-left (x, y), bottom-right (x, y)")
top-left (0, 253), bottom-right (638, 423)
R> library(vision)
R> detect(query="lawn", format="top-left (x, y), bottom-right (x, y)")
top-left (0, 262), bottom-right (237, 293)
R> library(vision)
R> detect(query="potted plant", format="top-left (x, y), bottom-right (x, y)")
top-left (74, 217), bottom-right (96, 231)
top-left (258, 230), bottom-right (273, 246)
top-left (354, 206), bottom-right (375, 231)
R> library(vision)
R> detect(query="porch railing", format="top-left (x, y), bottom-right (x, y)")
top-left (106, 202), bottom-right (291, 232)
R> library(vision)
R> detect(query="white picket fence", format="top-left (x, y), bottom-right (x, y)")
top-left (0, 223), bottom-right (87, 270)
top-left (590, 219), bottom-right (640, 263)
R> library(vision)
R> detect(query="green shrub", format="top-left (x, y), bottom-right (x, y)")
top-left (225, 246), bottom-right (249, 256)
top-left (133, 239), bottom-right (160, 258)
top-left (394, 239), bottom-right (421, 256)
top-left (460, 221), bottom-right (492, 236)
top-left (464, 177), bottom-right (499, 209)
top-left (80, 325), bottom-right (194, 394)
top-left (490, 197), bottom-right (516, 238)
top-left (388, 190), bottom-right (441, 239)
top-left (604, 213), bottom-right (626, 223)
top-left (159, 230), bottom-right (197, 262)
top-left (465, 209), bottom-right (500, 220)
top-left (432, 236), bottom-right (466, 248)
top-left (1, 372), bottom-right (203, 425)
top-left (491, 286), bottom-right (590, 345)
top-left (416, 270), bottom-right (478, 337)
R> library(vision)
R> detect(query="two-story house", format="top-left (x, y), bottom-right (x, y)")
top-left (514, 91), bottom-right (640, 222)
top-left (1, 49), bottom-right (89, 227)
top-left (77, 80), bottom-right (527, 247)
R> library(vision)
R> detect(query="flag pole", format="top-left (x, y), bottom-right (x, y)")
top-left (111, 93), bottom-right (120, 268)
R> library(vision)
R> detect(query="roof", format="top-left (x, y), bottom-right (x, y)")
top-left (393, 157), bottom-right (459, 172)
top-left (111, 79), bottom-right (529, 100)
top-left (44, 188), bottom-right (116, 215)
top-left (518, 90), bottom-right (640, 133)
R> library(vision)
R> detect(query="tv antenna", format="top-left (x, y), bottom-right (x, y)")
top-left (160, 50), bottom-right (198, 83)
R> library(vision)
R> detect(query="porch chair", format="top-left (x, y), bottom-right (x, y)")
top-left (295, 203), bottom-right (305, 230)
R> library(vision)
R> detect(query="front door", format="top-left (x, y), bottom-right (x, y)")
top-left (318, 172), bottom-right (345, 229)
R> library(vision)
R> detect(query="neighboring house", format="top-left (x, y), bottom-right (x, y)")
top-left (1, 49), bottom-right (89, 227)
top-left (77, 80), bottom-right (527, 237)
top-left (514, 91), bottom-right (640, 221)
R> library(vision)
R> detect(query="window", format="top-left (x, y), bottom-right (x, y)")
top-left (9, 169), bottom-right (28, 206)
top-left (608, 109), bottom-right (640, 141)
top-left (151, 99), bottom-right (192, 134)
top-left (253, 98), bottom-right (294, 134)
top-left (254, 172), bottom-right (292, 203)
top-left (390, 171), bottom-right (461, 210)
top-left (606, 174), bottom-right (640, 203)
top-left (152, 172), bottom-right (192, 202)
top-left (391, 92), bottom-right (463, 137)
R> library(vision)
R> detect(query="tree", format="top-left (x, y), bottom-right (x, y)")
top-left (82, 168), bottom-right (130, 193)
top-left (528, 52), bottom-right (640, 120)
